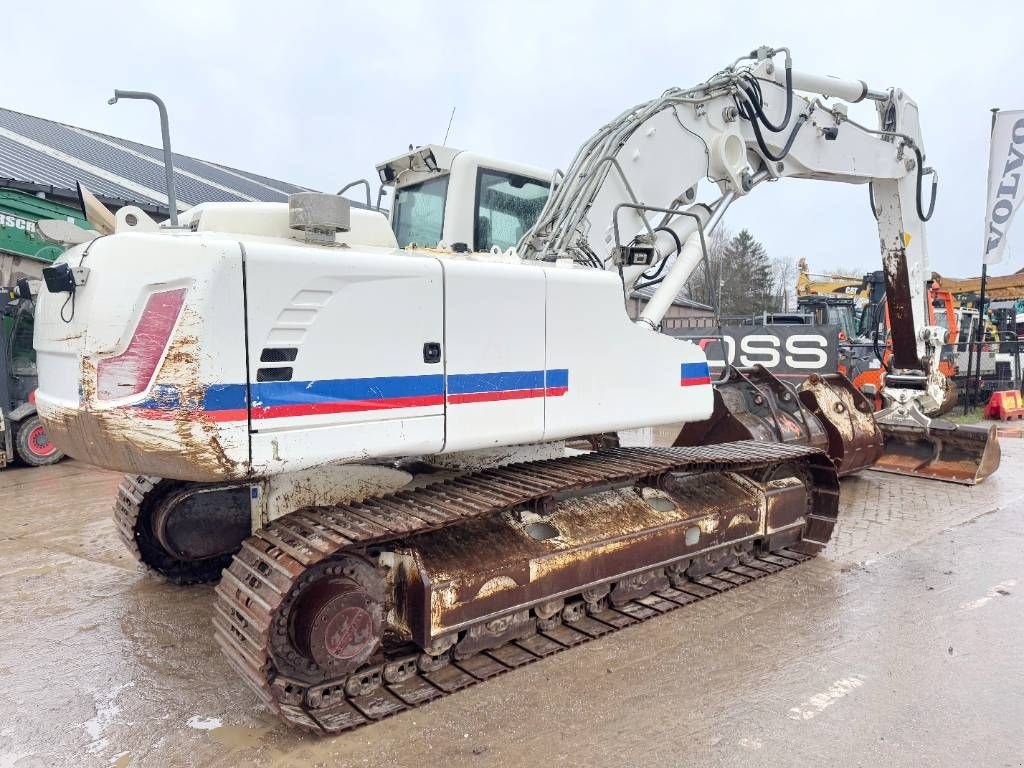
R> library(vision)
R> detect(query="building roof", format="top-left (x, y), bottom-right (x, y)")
top-left (0, 107), bottom-right (313, 216)
top-left (631, 283), bottom-right (714, 313)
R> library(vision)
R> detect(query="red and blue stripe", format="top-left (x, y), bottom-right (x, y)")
top-left (132, 369), bottom-right (570, 421)
top-left (680, 361), bottom-right (711, 387)
top-left (448, 369), bottom-right (568, 403)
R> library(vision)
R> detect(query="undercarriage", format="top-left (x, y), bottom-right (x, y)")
top-left (200, 441), bottom-right (837, 734)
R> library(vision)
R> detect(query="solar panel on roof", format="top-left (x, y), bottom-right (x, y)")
top-left (88, 132), bottom-right (291, 202)
top-left (0, 107), bottom-right (313, 209)
top-left (0, 133), bottom-right (160, 205)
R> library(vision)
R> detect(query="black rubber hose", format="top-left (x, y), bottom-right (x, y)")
top-left (737, 68), bottom-right (793, 133)
top-left (635, 226), bottom-right (682, 282)
top-left (911, 144), bottom-right (938, 221)
top-left (748, 107), bottom-right (808, 163)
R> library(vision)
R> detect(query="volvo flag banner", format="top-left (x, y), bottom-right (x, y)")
top-left (984, 109), bottom-right (1024, 265)
top-left (667, 325), bottom-right (839, 379)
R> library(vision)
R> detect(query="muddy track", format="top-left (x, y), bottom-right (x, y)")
top-left (212, 441), bottom-right (838, 735)
top-left (115, 474), bottom-right (238, 585)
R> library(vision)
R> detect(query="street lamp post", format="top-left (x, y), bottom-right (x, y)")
top-left (108, 90), bottom-right (178, 225)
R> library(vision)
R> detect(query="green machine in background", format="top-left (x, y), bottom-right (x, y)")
top-left (0, 189), bottom-right (88, 468)
top-left (0, 188), bottom-right (91, 285)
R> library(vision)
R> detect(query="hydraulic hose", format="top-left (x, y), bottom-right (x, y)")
top-left (911, 144), bottom-right (938, 221)
top-left (737, 68), bottom-right (793, 133)
top-left (750, 105), bottom-right (808, 162)
top-left (732, 83), bottom-right (807, 164)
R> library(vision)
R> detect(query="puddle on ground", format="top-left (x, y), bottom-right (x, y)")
top-left (210, 724), bottom-right (273, 750)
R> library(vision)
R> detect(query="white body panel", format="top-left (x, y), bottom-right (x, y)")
top-left (243, 241), bottom-right (446, 475)
top-left (34, 210), bottom-right (715, 481)
top-left (544, 267), bottom-right (713, 439)
top-left (441, 259), bottom-right (547, 452)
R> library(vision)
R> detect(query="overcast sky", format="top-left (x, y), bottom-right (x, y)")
top-left (5, 0), bottom-right (1021, 277)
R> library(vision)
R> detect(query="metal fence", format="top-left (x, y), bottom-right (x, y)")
top-left (661, 313), bottom-right (816, 331)
top-left (952, 336), bottom-right (1024, 409)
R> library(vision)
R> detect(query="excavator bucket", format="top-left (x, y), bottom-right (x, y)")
top-left (796, 373), bottom-right (885, 476)
top-left (674, 366), bottom-right (883, 476)
top-left (872, 408), bottom-right (1001, 485)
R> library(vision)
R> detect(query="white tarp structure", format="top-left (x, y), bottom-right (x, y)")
top-left (984, 109), bottom-right (1024, 265)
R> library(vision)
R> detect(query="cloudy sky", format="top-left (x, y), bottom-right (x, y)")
top-left (6, 0), bottom-right (1021, 277)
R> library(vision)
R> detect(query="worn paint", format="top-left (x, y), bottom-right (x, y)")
top-left (39, 306), bottom-right (246, 482)
top-left (959, 580), bottom-right (1016, 611)
top-left (787, 675), bottom-right (865, 721)
top-left (474, 576), bottom-right (520, 599)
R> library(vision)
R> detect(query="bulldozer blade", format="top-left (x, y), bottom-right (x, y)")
top-left (872, 415), bottom-right (1001, 485)
top-left (674, 365), bottom-right (829, 453)
top-left (675, 366), bottom-right (885, 478)
top-left (797, 374), bottom-right (884, 476)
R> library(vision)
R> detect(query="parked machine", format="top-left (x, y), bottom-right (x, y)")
top-left (0, 281), bottom-right (62, 468)
top-left (845, 271), bottom-right (962, 412)
top-left (34, 47), bottom-right (999, 734)
top-left (795, 258), bottom-right (867, 304)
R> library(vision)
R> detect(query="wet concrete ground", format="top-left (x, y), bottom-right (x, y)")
top-left (1, 442), bottom-right (1022, 768)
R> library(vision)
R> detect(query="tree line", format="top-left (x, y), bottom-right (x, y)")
top-left (680, 226), bottom-right (791, 317)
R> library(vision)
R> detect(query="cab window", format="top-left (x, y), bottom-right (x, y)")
top-left (9, 303), bottom-right (35, 376)
top-left (474, 169), bottom-right (550, 252)
top-left (393, 176), bottom-right (449, 248)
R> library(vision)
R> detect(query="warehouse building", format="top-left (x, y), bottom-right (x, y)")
top-left (627, 284), bottom-right (715, 326)
top-left (0, 107), bottom-right (312, 285)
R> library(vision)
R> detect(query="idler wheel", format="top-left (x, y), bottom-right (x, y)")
top-left (288, 567), bottom-right (383, 675)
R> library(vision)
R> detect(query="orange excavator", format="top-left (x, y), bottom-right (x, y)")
top-left (844, 271), bottom-right (960, 413)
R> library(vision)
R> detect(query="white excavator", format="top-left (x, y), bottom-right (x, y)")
top-left (33, 46), bottom-right (999, 734)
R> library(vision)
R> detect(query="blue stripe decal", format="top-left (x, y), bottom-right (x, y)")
top-left (546, 368), bottom-right (569, 389)
top-left (133, 369), bottom-right (570, 416)
top-left (681, 362), bottom-right (711, 380)
top-left (448, 370), bottom-right (545, 395)
top-left (203, 383), bottom-right (249, 411)
top-left (249, 374), bottom-right (444, 408)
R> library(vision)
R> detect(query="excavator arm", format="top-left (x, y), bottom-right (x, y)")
top-left (521, 48), bottom-right (934, 374)
top-left (519, 45), bottom-right (996, 483)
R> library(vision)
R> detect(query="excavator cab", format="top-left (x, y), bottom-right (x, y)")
top-left (375, 145), bottom-right (552, 252)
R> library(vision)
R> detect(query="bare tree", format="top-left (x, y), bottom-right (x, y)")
top-left (684, 225), bottom-right (732, 309)
top-left (772, 255), bottom-right (798, 311)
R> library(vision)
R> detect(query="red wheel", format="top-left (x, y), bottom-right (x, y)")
top-left (15, 415), bottom-right (63, 467)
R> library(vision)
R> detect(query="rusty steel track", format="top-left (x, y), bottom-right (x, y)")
top-left (114, 474), bottom-right (243, 585)
top-left (213, 442), bottom-right (839, 734)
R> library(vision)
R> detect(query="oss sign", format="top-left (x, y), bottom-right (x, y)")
top-left (671, 326), bottom-right (838, 377)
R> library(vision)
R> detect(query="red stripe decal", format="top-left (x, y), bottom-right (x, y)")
top-left (447, 388), bottom-right (547, 404)
top-left (133, 385), bottom-right (569, 420)
top-left (131, 407), bottom-right (248, 422)
top-left (253, 394), bottom-right (444, 420)
top-left (680, 377), bottom-right (712, 387)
